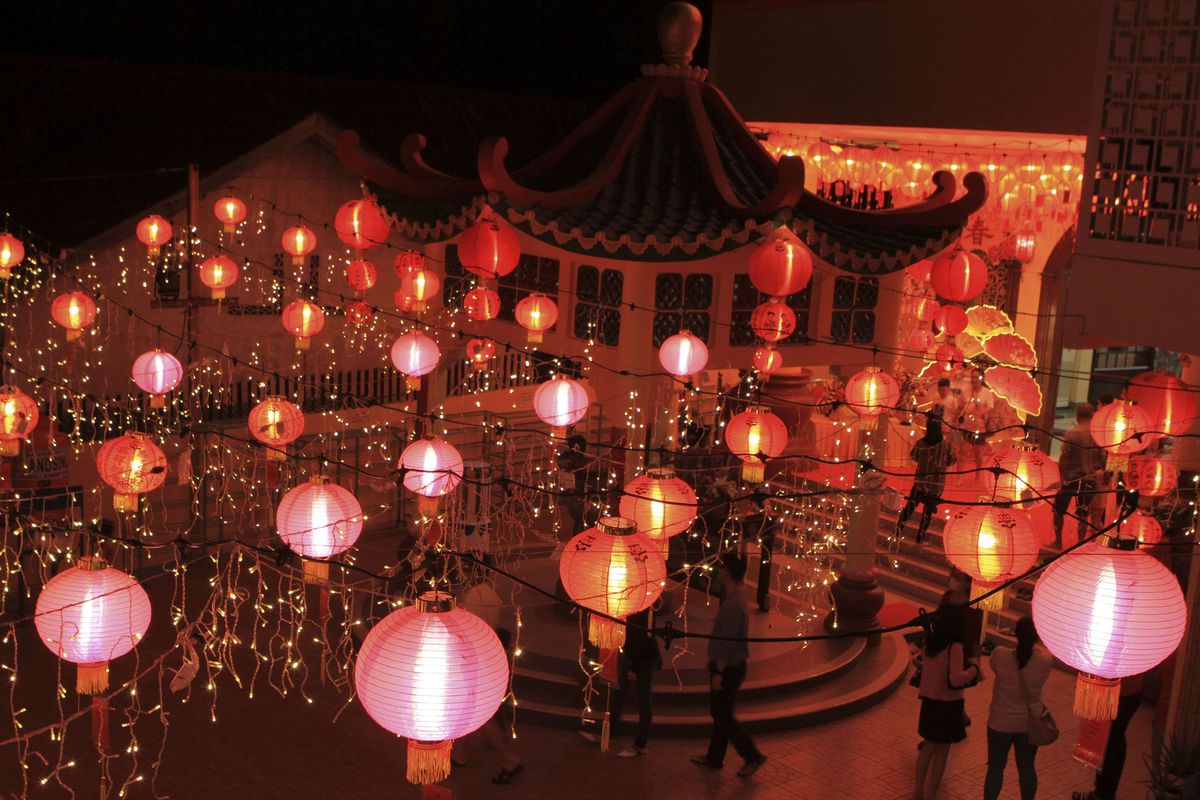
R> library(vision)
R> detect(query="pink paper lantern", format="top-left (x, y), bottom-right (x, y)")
top-left (390, 332), bottom-right (441, 390)
top-left (131, 350), bottom-right (184, 408)
top-left (400, 438), bottom-right (465, 516)
top-left (619, 467), bottom-right (698, 540)
top-left (533, 376), bottom-right (589, 434)
top-left (845, 366), bottom-right (900, 417)
top-left (658, 330), bottom-right (708, 378)
top-left (276, 477), bottom-right (364, 581)
top-left (97, 432), bottom-right (167, 512)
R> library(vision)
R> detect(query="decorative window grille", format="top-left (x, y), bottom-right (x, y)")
top-left (653, 273), bottom-right (712, 347)
top-left (978, 256), bottom-right (1021, 317)
top-left (830, 276), bottom-right (878, 343)
top-left (497, 253), bottom-right (560, 323)
top-left (728, 273), bottom-right (812, 346)
top-left (573, 264), bottom-right (623, 346)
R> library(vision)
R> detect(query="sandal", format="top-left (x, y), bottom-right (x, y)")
top-left (492, 765), bottom-right (524, 785)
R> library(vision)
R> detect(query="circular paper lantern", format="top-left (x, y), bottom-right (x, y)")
top-left (457, 217), bottom-right (519, 279)
top-left (725, 406), bottom-right (788, 482)
top-left (466, 338), bottom-right (495, 370)
top-left (393, 251), bottom-right (425, 278)
top-left (845, 366), bottom-right (900, 417)
top-left (0, 386), bottom-right (39, 457)
top-left (35, 557), bottom-right (151, 694)
top-left (909, 295), bottom-right (940, 323)
top-left (942, 505), bottom-right (1039, 608)
top-left (753, 347), bottom-right (783, 376)
top-left (934, 343), bottom-right (963, 370)
top-left (281, 299), bottom-right (325, 350)
top-left (51, 291), bottom-right (98, 341)
top-left (276, 477), bottom-right (364, 582)
top-left (1118, 510), bottom-right (1163, 547)
top-left (199, 255), bottom-right (238, 299)
top-left (619, 467), bottom-right (698, 541)
top-left (930, 249), bottom-right (988, 302)
top-left (397, 267), bottom-right (440, 313)
top-left (1091, 399), bottom-right (1152, 457)
top-left (97, 432), bottom-right (167, 512)
top-left (559, 517), bottom-right (666, 649)
top-left (0, 232), bottom-right (25, 279)
top-left (533, 376), bottom-right (589, 435)
top-left (334, 199), bottom-right (390, 251)
top-left (1124, 371), bottom-right (1198, 438)
top-left (750, 300), bottom-right (796, 343)
top-left (214, 196), bottom-right (247, 232)
top-left (131, 350), bottom-right (184, 408)
top-left (515, 293), bottom-right (558, 343)
top-left (1014, 152), bottom-right (1045, 185)
top-left (748, 233), bottom-right (812, 297)
top-left (1126, 455), bottom-right (1178, 498)
top-left (346, 300), bottom-right (374, 325)
top-left (390, 332), bottom-right (441, 390)
top-left (463, 286), bottom-right (501, 321)
top-left (248, 396), bottom-right (304, 460)
top-left (906, 259), bottom-right (933, 283)
top-left (1033, 539), bottom-right (1186, 719)
top-left (933, 305), bottom-right (969, 336)
top-left (136, 214), bottom-right (172, 256)
top-left (400, 438), bottom-right (464, 516)
top-left (989, 443), bottom-right (1061, 505)
top-left (346, 259), bottom-right (377, 293)
top-left (282, 225), bottom-right (316, 266)
top-left (1014, 228), bottom-right (1037, 263)
top-left (354, 591), bottom-right (509, 784)
top-left (658, 330), bottom-right (708, 378)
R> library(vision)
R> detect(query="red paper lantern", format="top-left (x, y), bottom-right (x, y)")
top-left (514, 293), bottom-right (558, 342)
top-left (51, 291), bottom-right (98, 341)
top-left (0, 386), bottom-right (39, 457)
top-left (1118, 510), bottom-right (1163, 547)
top-left (658, 330), bottom-right (708, 378)
top-left (248, 396), bottom-right (304, 459)
top-left (942, 505), bottom-right (1040, 605)
top-left (390, 331), bottom-right (441, 390)
top-left (214, 196), bottom-right (247, 232)
top-left (346, 259), bottom-right (377, 293)
top-left (199, 255), bottom-right (238, 299)
top-left (989, 443), bottom-right (1061, 505)
top-left (397, 267), bottom-right (440, 313)
top-left (1091, 399), bottom-right (1152, 456)
top-left (933, 305), bottom-right (969, 336)
top-left (354, 592), bottom-right (509, 784)
top-left (748, 232), bottom-right (813, 297)
top-left (845, 366), bottom-right (900, 417)
top-left (1126, 455), bottom-right (1178, 498)
top-left (559, 517), bottom-right (666, 649)
top-left (276, 477), bottom-right (364, 581)
top-left (281, 299), bottom-right (325, 350)
top-left (466, 338), bottom-right (495, 370)
top-left (346, 300), bottom-right (374, 325)
top-left (750, 300), bottom-right (796, 343)
top-left (97, 432), bottom-right (167, 512)
top-left (457, 217), bottom-right (520, 279)
top-left (393, 251), bottom-right (425, 278)
top-left (463, 287), bottom-right (502, 321)
top-left (282, 225), bottom-right (316, 266)
top-left (753, 347), bottom-right (783, 376)
top-left (35, 557), bottom-right (151, 694)
top-left (1124, 371), bottom-right (1198, 438)
top-left (136, 214), bottom-right (173, 256)
top-left (725, 406), bottom-right (788, 482)
top-left (0, 232), bottom-right (25, 279)
top-left (131, 349), bottom-right (184, 408)
top-left (934, 343), bottom-right (963, 370)
top-left (909, 295), bottom-right (940, 323)
top-left (619, 467), bottom-right (698, 540)
top-left (334, 199), bottom-right (390, 251)
top-left (906, 259), bottom-right (933, 283)
top-left (930, 248), bottom-right (988, 302)
top-left (1033, 539), bottom-right (1186, 719)
top-left (1014, 228), bottom-right (1037, 262)
top-left (533, 376), bottom-right (589, 434)
top-left (401, 438), bottom-right (464, 516)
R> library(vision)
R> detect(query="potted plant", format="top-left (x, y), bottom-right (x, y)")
top-left (1146, 734), bottom-right (1200, 799)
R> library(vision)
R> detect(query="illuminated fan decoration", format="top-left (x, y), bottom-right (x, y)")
top-left (97, 432), bottom-right (167, 512)
top-left (248, 396), bottom-right (305, 460)
top-left (0, 386), bottom-right (39, 457)
top-left (982, 332), bottom-right (1037, 369)
top-left (965, 305), bottom-right (1014, 339)
top-left (984, 366), bottom-right (1043, 417)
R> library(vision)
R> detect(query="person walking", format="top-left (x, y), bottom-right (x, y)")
top-left (613, 604), bottom-right (661, 757)
top-left (1054, 403), bottom-right (1105, 546)
top-left (691, 554), bottom-right (767, 778)
top-left (984, 617), bottom-right (1052, 800)
top-left (914, 605), bottom-right (980, 800)
top-left (895, 410), bottom-right (956, 543)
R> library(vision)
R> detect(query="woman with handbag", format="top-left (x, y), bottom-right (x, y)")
top-left (915, 606), bottom-right (980, 800)
top-left (984, 617), bottom-right (1055, 799)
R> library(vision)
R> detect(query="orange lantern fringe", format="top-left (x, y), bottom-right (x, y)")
top-left (408, 739), bottom-right (453, 784)
top-left (972, 583), bottom-right (1005, 612)
top-left (0, 440), bottom-right (18, 457)
top-left (406, 376), bottom-right (421, 392)
top-left (150, 394), bottom-right (166, 409)
top-left (77, 661), bottom-right (109, 695)
top-left (741, 461), bottom-right (765, 483)
top-left (303, 560), bottom-right (329, 586)
top-left (1075, 673), bottom-right (1120, 720)
top-left (113, 493), bottom-right (138, 513)
top-left (588, 615), bottom-right (626, 649)
top-left (418, 495), bottom-right (439, 518)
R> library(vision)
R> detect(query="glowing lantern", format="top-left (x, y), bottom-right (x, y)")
top-left (1091, 399), bottom-right (1152, 457)
top-left (354, 591), bottom-right (509, 784)
top-left (1117, 510), bottom-right (1163, 547)
top-left (282, 225), bottom-right (316, 266)
top-left (748, 232), bottom-right (813, 297)
top-left (930, 248), bottom-right (988, 302)
top-left (1033, 538), bottom-right (1186, 719)
top-left (393, 251), bottom-right (425, 278)
top-left (943, 504), bottom-right (1040, 610)
top-left (750, 300), bottom-right (796, 343)
top-left (989, 442), bottom-right (1061, 505)
top-left (248, 396), bottom-right (304, 460)
top-left (346, 300), bottom-right (374, 325)
top-left (909, 295), bottom-right (940, 323)
top-left (1124, 371), bottom-right (1198, 438)
top-left (35, 557), bottom-right (151, 694)
top-left (901, 150), bottom-right (935, 183)
top-left (1126, 455), bottom-right (1178, 498)
top-left (806, 141), bottom-right (839, 174)
top-left (346, 259), bottom-right (377, 293)
top-left (50, 291), bottom-right (98, 341)
top-left (281, 299), bottom-right (325, 350)
top-left (334, 199), bottom-right (390, 251)
top-left (276, 476), bottom-right (364, 583)
top-left (199, 255), bottom-right (238, 299)
top-left (1014, 228), bottom-right (1037, 262)
top-left (136, 214), bottom-right (172, 256)
top-left (845, 366), bottom-right (900, 417)
top-left (0, 233), bottom-right (25, 279)
top-left (0, 386), bottom-right (38, 457)
top-left (466, 338), bottom-right (495, 370)
top-left (906, 259), bottom-right (933, 283)
top-left (97, 432), bottom-right (167, 512)
top-left (933, 305), bottom-right (968, 336)
top-left (457, 217), bottom-right (519, 279)
top-left (390, 331), bottom-right (441, 390)
top-left (214, 196), bottom-right (246, 232)
top-left (463, 286), bottom-right (502, 321)
top-left (131, 350), bottom-right (184, 408)
top-left (559, 516), bottom-right (666, 649)
top-left (753, 347), bottom-right (783, 376)
top-left (400, 438), bottom-right (465, 516)
top-left (533, 376), bottom-right (589, 436)
top-left (515, 293), bottom-right (558, 342)
top-left (619, 467), bottom-right (698, 541)
top-left (397, 267), bottom-right (440, 313)
top-left (934, 344), bottom-right (963, 371)
top-left (1014, 152), bottom-right (1045, 185)
top-left (725, 406), bottom-right (788, 482)
top-left (658, 330), bottom-right (708, 378)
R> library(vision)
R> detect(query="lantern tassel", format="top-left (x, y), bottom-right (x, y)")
top-left (601, 710), bottom-right (611, 753)
top-left (303, 559), bottom-right (329, 586)
top-left (77, 662), bottom-right (109, 695)
top-left (0, 440), bottom-right (18, 457)
top-left (406, 376), bottom-right (421, 392)
top-left (418, 495), bottom-right (439, 518)
top-left (266, 447), bottom-right (287, 462)
top-left (113, 493), bottom-right (138, 513)
top-left (407, 739), bottom-right (453, 785)
top-left (1075, 674), bottom-right (1120, 720)
top-left (150, 394), bottom-right (166, 409)
top-left (588, 615), bottom-right (626, 650)
top-left (741, 461), bottom-right (765, 483)
top-left (972, 584), bottom-right (1005, 612)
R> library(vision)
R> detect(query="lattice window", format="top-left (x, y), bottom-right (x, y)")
top-left (978, 255), bottom-right (1021, 317)
top-left (442, 244), bottom-right (470, 307)
top-left (653, 273), bottom-right (712, 347)
top-left (830, 276), bottom-right (878, 343)
top-left (728, 274), bottom-right (812, 346)
top-left (573, 264), bottom-right (623, 346)
top-left (497, 253), bottom-right (560, 322)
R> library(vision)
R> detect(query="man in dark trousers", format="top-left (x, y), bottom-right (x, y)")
top-left (691, 554), bottom-right (767, 778)
top-left (613, 604), bottom-right (661, 757)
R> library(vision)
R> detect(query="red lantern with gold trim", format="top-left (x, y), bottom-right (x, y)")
top-left (930, 248), bottom-right (988, 302)
top-left (248, 396), bottom-right (304, 460)
top-left (0, 386), bottom-right (38, 457)
top-left (1091, 399), bottom-right (1152, 456)
top-left (466, 338), bottom-right (495, 371)
top-left (97, 432), bottom-right (167, 512)
top-left (199, 255), bottom-right (238, 299)
top-left (51, 291), bottom-right (98, 341)
top-left (136, 214), bottom-right (172, 257)
top-left (282, 225), bottom-right (316, 266)
top-left (346, 259), bottom-right (377, 293)
top-left (214, 197), bottom-right (246, 233)
top-left (1126, 455), bottom-right (1178, 498)
top-left (457, 217), bottom-right (519, 279)
top-left (0, 233), bottom-right (25, 279)
top-left (515, 293), bottom-right (558, 342)
top-left (334, 199), bottom-right (390, 251)
top-left (753, 347), bottom-right (783, 376)
top-left (463, 287), bottom-right (501, 321)
top-left (397, 267), bottom-right (440, 313)
top-left (748, 231), bottom-right (812, 297)
top-left (750, 300), bottom-right (796, 343)
top-left (725, 406), bottom-right (788, 482)
top-left (845, 366), bottom-right (900, 417)
top-left (282, 300), bottom-right (325, 350)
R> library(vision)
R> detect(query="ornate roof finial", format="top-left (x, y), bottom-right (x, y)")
top-left (658, 2), bottom-right (702, 66)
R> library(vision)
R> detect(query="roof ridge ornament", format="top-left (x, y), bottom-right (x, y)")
top-left (643, 2), bottom-right (709, 80)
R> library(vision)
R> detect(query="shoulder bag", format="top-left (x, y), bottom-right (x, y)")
top-left (1018, 662), bottom-right (1059, 746)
